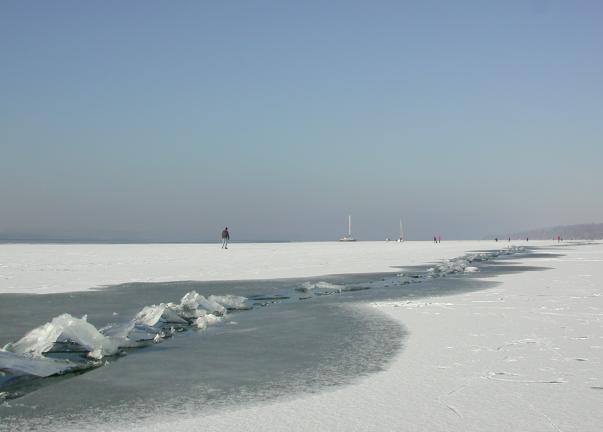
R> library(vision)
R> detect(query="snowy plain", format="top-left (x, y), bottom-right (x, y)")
top-left (1, 240), bottom-right (601, 431)
top-left (0, 240), bottom-right (534, 295)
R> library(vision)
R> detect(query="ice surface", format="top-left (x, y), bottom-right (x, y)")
top-left (0, 243), bottom-right (540, 412)
top-left (2, 244), bottom-right (523, 381)
top-left (4, 246), bottom-right (519, 377)
top-left (5, 240), bottom-right (595, 432)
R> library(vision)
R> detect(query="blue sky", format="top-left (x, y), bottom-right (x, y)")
top-left (1, 1), bottom-right (602, 241)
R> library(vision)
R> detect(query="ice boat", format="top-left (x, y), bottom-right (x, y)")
top-left (339, 215), bottom-right (356, 242)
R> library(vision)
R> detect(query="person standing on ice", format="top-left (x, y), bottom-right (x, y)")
top-left (221, 227), bottom-right (230, 249)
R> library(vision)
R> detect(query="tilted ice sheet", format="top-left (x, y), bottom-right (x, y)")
top-left (0, 350), bottom-right (81, 378)
top-left (4, 314), bottom-right (121, 360)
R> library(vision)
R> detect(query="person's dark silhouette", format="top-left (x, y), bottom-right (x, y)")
top-left (221, 227), bottom-right (230, 249)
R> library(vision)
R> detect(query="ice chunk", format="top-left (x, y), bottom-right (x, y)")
top-left (134, 304), bottom-right (188, 327)
top-left (4, 314), bottom-right (120, 359)
top-left (176, 291), bottom-right (226, 316)
top-left (0, 350), bottom-right (82, 377)
top-left (195, 313), bottom-right (222, 330)
top-left (106, 291), bottom-right (248, 344)
top-left (196, 296), bottom-right (226, 315)
top-left (99, 321), bottom-right (156, 347)
top-left (297, 281), bottom-right (344, 293)
top-left (129, 291), bottom-right (243, 338)
top-left (195, 318), bottom-right (208, 330)
top-left (208, 294), bottom-right (250, 310)
top-left (428, 258), bottom-right (471, 276)
top-left (174, 291), bottom-right (209, 320)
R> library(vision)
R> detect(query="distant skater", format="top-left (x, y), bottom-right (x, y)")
top-left (438, 235), bottom-right (441, 243)
top-left (221, 227), bottom-right (230, 249)
top-left (434, 235), bottom-right (437, 244)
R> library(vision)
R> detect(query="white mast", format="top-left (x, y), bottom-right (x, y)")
top-left (339, 214), bottom-right (356, 241)
top-left (399, 218), bottom-right (404, 242)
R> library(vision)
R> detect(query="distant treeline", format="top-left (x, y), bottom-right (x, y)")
top-left (505, 223), bottom-right (603, 240)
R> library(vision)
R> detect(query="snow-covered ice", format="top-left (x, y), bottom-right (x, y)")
top-left (0, 240), bottom-right (538, 294)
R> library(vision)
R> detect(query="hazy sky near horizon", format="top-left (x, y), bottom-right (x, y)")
top-left (1, 1), bottom-right (602, 241)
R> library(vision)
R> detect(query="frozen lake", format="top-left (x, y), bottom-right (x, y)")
top-left (0, 245), bottom-right (552, 431)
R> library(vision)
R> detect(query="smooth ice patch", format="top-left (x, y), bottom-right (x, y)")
top-left (0, 350), bottom-right (82, 377)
